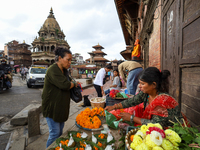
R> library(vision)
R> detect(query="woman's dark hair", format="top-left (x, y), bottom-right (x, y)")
top-left (105, 64), bottom-right (113, 70)
top-left (55, 47), bottom-right (72, 61)
top-left (139, 67), bottom-right (171, 93)
top-left (113, 69), bottom-right (119, 76)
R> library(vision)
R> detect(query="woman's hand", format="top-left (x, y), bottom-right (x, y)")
top-left (105, 105), bottom-right (115, 112)
top-left (118, 112), bottom-right (132, 121)
top-left (74, 81), bottom-right (82, 87)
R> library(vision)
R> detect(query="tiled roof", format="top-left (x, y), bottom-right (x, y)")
top-left (85, 57), bottom-right (110, 62)
top-left (92, 44), bottom-right (104, 49)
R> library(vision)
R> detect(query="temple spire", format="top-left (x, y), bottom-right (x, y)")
top-left (48, 7), bottom-right (55, 18)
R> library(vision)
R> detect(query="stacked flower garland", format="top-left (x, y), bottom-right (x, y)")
top-left (76, 107), bottom-right (105, 129)
top-left (129, 123), bottom-right (181, 150)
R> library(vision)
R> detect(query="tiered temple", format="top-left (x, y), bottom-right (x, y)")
top-left (85, 44), bottom-right (109, 69)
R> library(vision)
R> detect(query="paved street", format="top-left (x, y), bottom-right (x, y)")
top-left (0, 76), bottom-right (42, 117)
top-left (0, 75), bottom-right (43, 150)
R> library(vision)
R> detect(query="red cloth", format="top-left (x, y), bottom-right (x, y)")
top-left (142, 94), bottom-right (178, 119)
top-left (110, 94), bottom-right (179, 124)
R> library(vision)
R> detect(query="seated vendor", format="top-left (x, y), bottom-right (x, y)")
top-left (105, 67), bottom-right (184, 128)
top-left (104, 69), bottom-right (121, 95)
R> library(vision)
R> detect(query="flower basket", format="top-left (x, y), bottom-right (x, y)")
top-left (125, 127), bottom-right (139, 150)
top-left (90, 97), bottom-right (106, 108)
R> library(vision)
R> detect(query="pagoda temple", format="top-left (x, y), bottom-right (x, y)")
top-left (85, 44), bottom-right (109, 69)
top-left (31, 8), bottom-right (70, 65)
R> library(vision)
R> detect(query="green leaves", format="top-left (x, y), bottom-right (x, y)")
top-left (170, 123), bottom-right (200, 150)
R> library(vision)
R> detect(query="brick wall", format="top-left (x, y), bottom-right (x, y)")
top-left (149, 0), bottom-right (161, 69)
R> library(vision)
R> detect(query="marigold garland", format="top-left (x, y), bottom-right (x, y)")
top-left (76, 107), bottom-right (105, 129)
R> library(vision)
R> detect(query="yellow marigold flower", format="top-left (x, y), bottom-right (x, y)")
top-left (152, 146), bottom-right (164, 150)
top-left (154, 123), bottom-right (163, 129)
top-left (147, 123), bottom-right (155, 128)
top-left (135, 130), bottom-right (145, 139)
top-left (130, 135), bottom-right (143, 149)
top-left (165, 129), bottom-right (181, 146)
top-left (135, 143), bottom-right (150, 150)
top-left (161, 139), bottom-right (173, 150)
top-left (173, 146), bottom-right (179, 150)
top-left (145, 134), bottom-right (157, 148)
top-left (141, 124), bottom-right (148, 133)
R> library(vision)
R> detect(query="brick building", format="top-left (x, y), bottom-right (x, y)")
top-left (4, 40), bottom-right (32, 67)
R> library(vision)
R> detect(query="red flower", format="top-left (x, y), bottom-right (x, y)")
top-left (146, 127), bottom-right (166, 138)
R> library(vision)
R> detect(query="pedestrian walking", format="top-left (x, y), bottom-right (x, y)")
top-left (93, 64), bottom-right (113, 97)
top-left (42, 48), bottom-right (80, 148)
top-left (118, 61), bottom-right (143, 95)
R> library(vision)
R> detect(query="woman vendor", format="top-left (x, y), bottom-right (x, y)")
top-left (105, 67), bottom-right (183, 128)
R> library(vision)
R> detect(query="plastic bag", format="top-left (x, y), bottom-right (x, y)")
top-left (105, 110), bottom-right (123, 129)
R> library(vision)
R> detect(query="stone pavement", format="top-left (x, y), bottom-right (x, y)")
top-left (6, 76), bottom-right (112, 150)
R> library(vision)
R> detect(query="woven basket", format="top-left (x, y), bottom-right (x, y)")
top-left (90, 97), bottom-right (106, 108)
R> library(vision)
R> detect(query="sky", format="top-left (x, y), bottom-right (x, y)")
top-left (0, 0), bottom-right (126, 61)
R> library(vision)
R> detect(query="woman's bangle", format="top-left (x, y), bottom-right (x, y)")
top-left (117, 103), bottom-right (121, 109)
top-left (130, 114), bottom-right (135, 124)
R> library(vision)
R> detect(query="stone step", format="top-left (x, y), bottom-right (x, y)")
top-left (10, 104), bottom-right (41, 126)
top-left (9, 137), bottom-right (26, 150)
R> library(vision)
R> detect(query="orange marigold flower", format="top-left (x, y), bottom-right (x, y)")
top-left (76, 133), bottom-right (81, 138)
top-left (98, 133), bottom-right (105, 139)
top-left (55, 147), bottom-right (63, 150)
top-left (130, 135), bottom-right (134, 141)
top-left (97, 142), bottom-right (102, 147)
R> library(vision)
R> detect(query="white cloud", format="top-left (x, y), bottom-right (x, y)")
top-left (0, 0), bottom-right (126, 60)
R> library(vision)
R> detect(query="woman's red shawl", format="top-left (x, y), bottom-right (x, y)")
top-left (141, 94), bottom-right (178, 119)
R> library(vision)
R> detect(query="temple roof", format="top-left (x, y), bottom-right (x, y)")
top-left (39, 8), bottom-right (62, 34)
top-left (85, 57), bottom-right (110, 62)
top-left (112, 59), bottom-right (118, 62)
top-left (92, 44), bottom-right (104, 49)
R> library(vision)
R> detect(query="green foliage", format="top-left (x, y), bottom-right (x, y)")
top-left (170, 123), bottom-right (200, 150)
top-left (118, 136), bottom-right (125, 150)
top-left (41, 37), bottom-right (45, 42)
top-left (94, 133), bottom-right (115, 145)
top-left (116, 92), bottom-right (123, 98)
top-left (55, 28), bottom-right (59, 35)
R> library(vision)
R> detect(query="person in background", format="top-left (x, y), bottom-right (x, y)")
top-left (118, 61), bottom-right (143, 95)
top-left (104, 69), bottom-right (121, 95)
top-left (110, 70), bottom-right (114, 81)
top-left (21, 66), bottom-right (25, 80)
top-left (42, 48), bottom-right (80, 148)
top-left (7, 70), bottom-right (13, 83)
top-left (93, 64), bottom-right (113, 97)
top-left (105, 67), bottom-right (185, 128)
top-left (107, 71), bottom-right (111, 79)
